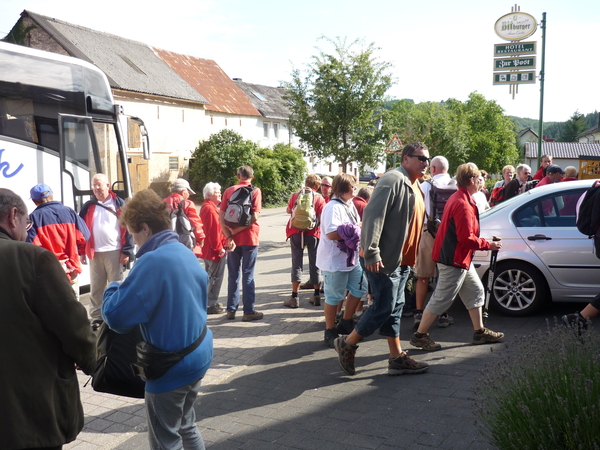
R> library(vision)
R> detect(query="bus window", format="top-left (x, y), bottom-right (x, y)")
top-left (94, 122), bottom-right (126, 197)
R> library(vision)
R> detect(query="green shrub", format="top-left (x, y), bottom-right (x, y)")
top-left (473, 322), bottom-right (600, 450)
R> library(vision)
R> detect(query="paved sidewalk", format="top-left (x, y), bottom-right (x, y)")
top-left (65, 206), bottom-right (583, 449)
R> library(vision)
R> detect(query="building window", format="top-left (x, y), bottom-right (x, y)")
top-left (225, 118), bottom-right (228, 127)
top-left (239, 119), bottom-right (242, 127)
top-left (263, 122), bottom-right (270, 138)
top-left (169, 157), bottom-right (179, 171)
top-left (182, 109), bottom-right (185, 122)
top-left (210, 115), bottom-right (214, 125)
top-left (273, 123), bottom-right (279, 139)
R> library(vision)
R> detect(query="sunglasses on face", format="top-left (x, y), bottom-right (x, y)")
top-left (407, 154), bottom-right (430, 164)
top-left (321, 184), bottom-right (331, 188)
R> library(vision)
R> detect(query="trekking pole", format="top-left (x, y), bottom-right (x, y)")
top-left (483, 236), bottom-right (501, 325)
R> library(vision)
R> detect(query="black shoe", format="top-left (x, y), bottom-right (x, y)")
top-left (336, 318), bottom-right (354, 335)
top-left (562, 312), bottom-right (590, 331)
top-left (324, 328), bottom-right (339, 348)
top-left (91, 319), bottom-right (103, 333)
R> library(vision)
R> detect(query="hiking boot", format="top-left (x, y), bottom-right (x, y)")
top-left (562, 312), bottom-right (590, 332)
top-left (334, 336), bottom-right (358, 375)
top-left (226, 311), bottom-right (236, 320)
top-left (410, 333), bottom-right (442, 351)
top-left (309, 294), bottom-right (321, 306)
top-left (207, 303), bottom-right (224, 314)
top-left (242, 311), bottom-right (264, 322)
top-left (438, 312), bottom-right (455, 328)
top-left (388, 352), bottom-right (429, 375)
top-left (283, 296), bottom-right (299, 308)
top-left (336, 318), bottom-right (355, 335)
top-left (299, 281), bottom-right (313, 290)
top-left (324, 328), bottom-right (339, 348)
top-left (413, 311), bottom-right (423, 330)
top-left (473, 327), bottom-right (504, 345)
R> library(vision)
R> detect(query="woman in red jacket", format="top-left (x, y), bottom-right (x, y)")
top-left (410, 162), bottom-right (504, 351)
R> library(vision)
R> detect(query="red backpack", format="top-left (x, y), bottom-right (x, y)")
top-left (489, 183), bottom-right (506, 207)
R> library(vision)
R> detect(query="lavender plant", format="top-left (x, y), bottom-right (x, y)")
top-left (473, 321), bottom-right (600, 450)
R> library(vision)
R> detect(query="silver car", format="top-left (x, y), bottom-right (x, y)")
top-left (473, 179), bottom-right (600, 316)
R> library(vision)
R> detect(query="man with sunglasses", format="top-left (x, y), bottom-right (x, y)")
top-left (333, 142), bottom-right (430, 376)
top-left (320, 176), bottom-right (333, 203)
top-left (504, 164), bottom-right (532, 201)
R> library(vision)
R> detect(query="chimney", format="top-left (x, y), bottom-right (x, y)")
top-left (232, 78), bottom-right (242, 81)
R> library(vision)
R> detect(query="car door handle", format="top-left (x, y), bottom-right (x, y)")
top-left (527, 234), bottom-right (552, 241)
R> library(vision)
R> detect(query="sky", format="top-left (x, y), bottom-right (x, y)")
top-left (0, 0), bottom-right (598, 123)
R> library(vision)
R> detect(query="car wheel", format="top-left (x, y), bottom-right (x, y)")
top-left (488, 261), bottom-right (549, 316)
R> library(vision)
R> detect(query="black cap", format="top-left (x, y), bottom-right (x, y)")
top-left (546, 165), bottom-right (565, 175)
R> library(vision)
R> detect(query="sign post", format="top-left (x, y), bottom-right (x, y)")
top-left (386, 134), bottom-right (403, 168)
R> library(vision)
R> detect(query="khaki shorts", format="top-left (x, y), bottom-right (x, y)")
top-left (416, 228), bottom-right (436, 278)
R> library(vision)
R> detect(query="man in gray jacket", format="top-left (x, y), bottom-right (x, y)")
top-left (0, 188), bottom-right (96, 450)
top-left (334, 143), bottom-right (431, 376)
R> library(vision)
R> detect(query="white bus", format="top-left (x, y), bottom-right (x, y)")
top-left (0, 41), bottom-right (149, 213)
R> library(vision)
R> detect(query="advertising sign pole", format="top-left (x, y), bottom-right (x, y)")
top-left (537, 12), bottom-right (547, 168)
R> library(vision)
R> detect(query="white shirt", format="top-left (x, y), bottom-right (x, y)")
top-left (92, 197), bottom-right (122, 252)
top-left (316, 196), bottom-right (359, 273)
top-left (472, 191), bottom-right (490, 215)
top-left (421, 173), bottom-right (453, 222)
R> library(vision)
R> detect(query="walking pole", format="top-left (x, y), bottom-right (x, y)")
top-left (483, 236), bottom-right (501, 325)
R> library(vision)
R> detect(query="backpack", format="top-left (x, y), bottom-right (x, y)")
top-left (426, 179), bottom-right (458, 237)
top-left (576, 181), bottom-right (600, 258)
top-left (224, 185), bottom-right (255, 227)
top-left (291, 188), bottom-right (317, 231)
top-left (90, 322), bottom-right (146, 399)
top-left (522, 179), bottom-right (539, 193)
top-left (171, 200), bottom-right (196, 250)
top-left (489, 182), bottom-right (506, 207)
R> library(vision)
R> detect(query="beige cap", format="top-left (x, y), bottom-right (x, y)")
top-left (171, 178), bottom-right (196, 194)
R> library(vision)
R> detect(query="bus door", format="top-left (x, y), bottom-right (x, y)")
top-left (58, 114), bottom-right (101, 211)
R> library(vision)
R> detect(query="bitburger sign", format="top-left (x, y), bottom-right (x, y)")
top-left (494, 12), bottom-right (537, 41)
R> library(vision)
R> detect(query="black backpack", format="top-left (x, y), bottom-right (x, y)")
top-left (426, 179), bottom-right (458, 237)
top-left (576, 181), bottom-right (600, 258)
top-left (171, 200), bottom-right (196, 250)
top-left (224, 185), bottom-right (255, 227)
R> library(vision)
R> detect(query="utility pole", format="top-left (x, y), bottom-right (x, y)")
top-left (537, 12), bottom-right (547, 168)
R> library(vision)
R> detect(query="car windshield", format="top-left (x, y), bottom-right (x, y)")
top-left (480, 190), bottom-right (532, 219)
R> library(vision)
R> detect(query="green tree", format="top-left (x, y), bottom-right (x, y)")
top-left (252, 143), bottom-right (306, 206)
top-left (2, 20), bottom-right (37, 45)
top-left (188, 129), bottom-right (258, 197)
top-left (559, 110), bottom-right (587, 142)
top-left (284, 37), bottom-right (393, 172)
top-left (384, 93), bottom-right (519, 174)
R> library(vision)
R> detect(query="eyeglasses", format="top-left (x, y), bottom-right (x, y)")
top-left (407, 154), bottom-right (430, 164)
top-left (25, 217), bottom-right (33, 231)
top-left (321, 184), bottom-right (331, 188)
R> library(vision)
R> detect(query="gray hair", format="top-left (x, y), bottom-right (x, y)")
top-left (431, 156), bottom-right (449, 172)
top-left (203, 182), bottom-right (221, 198)
top-left (516, 164), bottom-right (531, 174)
top-left (0, 188), bottom-right (27, 221)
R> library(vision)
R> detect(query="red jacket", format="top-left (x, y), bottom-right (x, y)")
top-left (79, 191), bottom-right (133, 260)
top-left (27, 201), bottom-right (90, 282)
top-left (199, 199), bottom-right (227, 261)
top-left (352, 196), bottom-right (368, 220)
top-left (432, 187), bottom-right (491, 270)
top-left (163, 193), bottom-right (206, 257)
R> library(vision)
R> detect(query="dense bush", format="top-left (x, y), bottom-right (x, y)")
top-left (473, 322), bottom-right (600, 450)
top-left (189, 130), bottom-right (306, 206)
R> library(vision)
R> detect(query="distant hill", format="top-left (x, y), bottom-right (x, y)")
top-left (510, 112), bottom-right (599, 140)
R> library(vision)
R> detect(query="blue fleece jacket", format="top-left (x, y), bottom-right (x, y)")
top-left (102, 230), bottom-right (213, 394)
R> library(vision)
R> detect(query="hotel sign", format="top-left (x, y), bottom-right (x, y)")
top-left (495, 12), bottom-right (537, 41)
top-left (494, 41), bottom-right (536, 56)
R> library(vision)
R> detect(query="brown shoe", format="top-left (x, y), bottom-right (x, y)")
top-left (334, 336), bottom-right (358, 375)
top-left (310, 294), bottom-right (321, 306)
top-left (226, 311), bottom-right (236, 320)
top-left (242, 311), bottom-right (264, 322)
top-left (299, 281), bottom-right (313, 290)
top-left (283, 296), bottom-right (299, 308)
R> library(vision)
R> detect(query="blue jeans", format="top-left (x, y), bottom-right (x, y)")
top-left (145, 377), bottom-right (205, 450)
top-left (355, 265), bottom-right (410, 338)
top-left (227, 245), bottom-right (258, 314)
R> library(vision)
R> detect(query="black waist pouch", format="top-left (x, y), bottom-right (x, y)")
top-left (131, 326), bottom-right (207, 380)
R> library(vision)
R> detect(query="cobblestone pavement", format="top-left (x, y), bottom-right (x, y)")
top-left (65, 206), bottom-right (585, 449)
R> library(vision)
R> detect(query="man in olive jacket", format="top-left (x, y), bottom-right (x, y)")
top-left (0, 188), bottom-right (96, 450)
